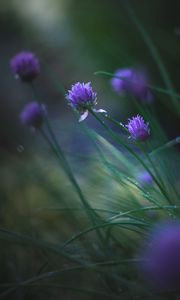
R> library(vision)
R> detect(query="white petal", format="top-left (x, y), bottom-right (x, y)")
top-left (78, 111), bottom-right (89, 122)
top-left (92, 108), bottom-right (107, 113)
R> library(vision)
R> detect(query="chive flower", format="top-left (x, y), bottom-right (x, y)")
top-left (126, 115), bottom-right (150, 142)
top-left (66, 82), bottom-right (106, 121)
top-left (111, 68), bottom-right (153, 103)
top-left (140, 221), bottom-right (180, 289)
top-left (20, 102), bottom-right (47, 128)
top-left (10, 51), bottom-right (40, 82)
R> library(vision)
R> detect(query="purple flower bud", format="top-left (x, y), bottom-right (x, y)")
top-left (111, 68), bottom-right (153, 103)
top-left (10, 51), bottom-right (40, 82)
top-left (126, 115), bottom-right (150, 142)
top-left (20, 102), bottom-right (47, 128)
top-left (140, 221), bottom-right (180, 289)
top-left (111, 68), bottom-right (133, 95)
top-left (66, 82), bottom-right (106, 121)
top-left (137, 171), bottom-right (153, 187)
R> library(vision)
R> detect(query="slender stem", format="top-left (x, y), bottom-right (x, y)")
top-left (95, 71), bottom-right (180, 114)
top-left (89, 109), bottom-right (171, 203)
top-left (101, 113), bottom-right (128, 133)
top-left (40, 128), bottom-right (107, 247)
top-left (30, 83), bottom-right (106, 247)
top-left (122, 0), bottom-right (180, 116)
top-left (138, 143), bottom-right (166, 190)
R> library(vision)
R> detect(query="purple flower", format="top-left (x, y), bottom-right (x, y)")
top-left (126, 115), bottom-right (150, 142)
top-left (20, 102), bottom-right (47, 128)
top-left (66, 82), bottom-right (106, 121)
top-left (111, 68), bottom-right (133, 95)
top-left (137, 171), bottom-right (153, 187)
top-left (111, 68), bottom-right (153, 103)
top-left (10, 51), bottom-right (40, 82)
top-left (140, 221), bottom-right (180, 289)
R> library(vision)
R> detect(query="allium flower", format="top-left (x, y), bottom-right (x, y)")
top-left (66, 82), bottom-right (106, 121)
top-left (140, 221), bottom-right (180, 289)
top-left (137, 171), bottom-right (153, 187)
top-left (20, 102), bottom-right (47, 128)
top-left (10, 51), bottom-right (40, 82)
top-left (111, 68), bottom-right (153, 103)
top-left (111, 68), bottom-right (133, 95)
top-left (126, 115), bottom-right (150, 142)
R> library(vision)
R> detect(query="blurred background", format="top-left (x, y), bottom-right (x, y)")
top-left (1, 0), bottom-right (180, 154)
top-left (0, 1), bottom-right (180, 298)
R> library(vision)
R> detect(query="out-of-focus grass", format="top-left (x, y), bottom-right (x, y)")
top-left (0, 1), bottom-right (180, 299)
top-left (0, 120), bottom-right (179, 299)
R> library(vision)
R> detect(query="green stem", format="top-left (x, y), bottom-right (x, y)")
top-left (95, 71), bottom-right (180, 110)
top-left (39, 128), bottom-right (106, 247)
top-left (101, 113), bottom-right (128, 133)
top-left (30, 83), bottom-right (106, 247)
top-left (89, 109), bottom-right (171, 204)
top-left (138, 143), bottom-right (166, 190)
top-left (122, 0), bottom-right (180, 115)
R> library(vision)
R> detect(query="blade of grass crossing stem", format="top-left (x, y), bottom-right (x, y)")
top-left (89, 109), bottom-right (172, 204)
top-left (29, 83), bottom-right (107, 247)
top-left (122, 0), bottom-right (180, 115)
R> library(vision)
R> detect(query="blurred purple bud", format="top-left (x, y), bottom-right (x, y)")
top-left (10, 51), bottom-right (40, 82)
top-left (140, 221), bottom-right (180, 289)
top-left (137, 171), bottom-right (153, 187)
top-left (111, 68), bottom-right (153, 103)
top-left (20, 102), bottom-right (47, 128)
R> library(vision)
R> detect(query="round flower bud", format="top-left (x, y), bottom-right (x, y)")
top-left (20, 102), bottom-right (47, 128)
top-left (10, 51), bottom-right (40, 82)
top-left (111, 68), bottom-right (153, 103)
top-left (140, 221), bottom-right (180, 289)
top-left (137, 171), bottom-right (153, 187)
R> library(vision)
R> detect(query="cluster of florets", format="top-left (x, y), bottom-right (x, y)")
top-left (140, 221), bottom-right (180, 290)
top-left (10, 51), bottom-right (40, 82)
top-left (126, 115), bottom-right (150, 141)
top-left (111, 68), bottom-right (153, 103)
top-left (66, 82), bottom-right (106, 121)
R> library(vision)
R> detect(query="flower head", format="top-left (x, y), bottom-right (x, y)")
top-left (66, 82), bottom-right (106, 121)
top-left (111, 68), bottom-right (153, 103)
top-left (126, 115), bottom-right (150, 142)
top-left (10, 51), bottom-right (40, 82)
top-left (140, 221), bottom-right (180, 289)
top-left (20, 102), bottom-right (47, 128)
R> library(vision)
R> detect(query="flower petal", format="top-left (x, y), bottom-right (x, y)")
top-left (92, 108), bottom-right (107, 113)
top-left (78, 110), bottom-right (89, 122)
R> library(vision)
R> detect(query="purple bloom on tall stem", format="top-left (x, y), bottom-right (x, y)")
top-left (66, 82), bottom-right (106, 121)
top-left (111, 68), bottom-right (153, 103)
top-left (20, 102), bottom-right (47, 129)
top-left (140, 221), bottom-right (180, 289)
top-left (10, 51), bottom-right (40, 82)
top-left (126, 115), bottom-right (150, 142)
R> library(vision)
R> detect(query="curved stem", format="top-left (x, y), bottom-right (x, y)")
top-left (89, 109), bottom-right (171, 204)
top-left (30, 83), bottom-right (106, 247)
